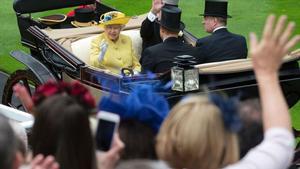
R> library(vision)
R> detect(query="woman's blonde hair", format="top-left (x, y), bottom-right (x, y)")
top-left (156, 95), bottom-right (239, 169)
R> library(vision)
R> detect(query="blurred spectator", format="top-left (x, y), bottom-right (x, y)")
top-left (30, 94), bottom-right (97, 169)
top-left (238, 98), bottom-right (263, 158)
top-left (116, 159), bottom-right (170, 169)
top-left (14, 81), bottom-right (123, 169)
top-left (0, 114), bottom-right (19, 169)
top-left (99, 84), bottom-right (169, 161)
top-left (0, 114), bottom-right (58, 169)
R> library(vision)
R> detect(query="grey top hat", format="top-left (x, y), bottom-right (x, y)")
top-left (163, 0), bottom-right (179, 6)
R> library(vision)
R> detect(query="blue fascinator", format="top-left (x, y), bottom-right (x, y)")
top-left (209, 93), bottom-right (242, 133)
top-left (98, 84), bottom-right (170, 133)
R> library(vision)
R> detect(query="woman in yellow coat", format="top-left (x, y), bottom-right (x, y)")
top-left (90, 11), bottom-right (141, 75)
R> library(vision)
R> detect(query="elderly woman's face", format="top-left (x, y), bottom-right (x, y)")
top-left (104, 24), bottom-right (123, 41)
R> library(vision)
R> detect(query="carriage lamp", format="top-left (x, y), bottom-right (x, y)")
top-left (171, 55), bottom-right (199, 92)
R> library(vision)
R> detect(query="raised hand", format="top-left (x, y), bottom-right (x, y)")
top-left (151, 0), bottom-right (164, 14)
top-left (30, 154), bottom-right (59, 169)
top-left (97, 133), bottom-right (125, 169)
top-left (250, 14), bottom-right (300, 77)
top-left (250, 14), bottom-right (300, 131)
top-left (13, 83), bottom-right (34, 113)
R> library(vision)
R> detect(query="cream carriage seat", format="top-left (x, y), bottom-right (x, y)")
top-left (71, 29), bottom-right (143, 65)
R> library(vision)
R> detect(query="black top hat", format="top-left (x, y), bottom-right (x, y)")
top-left (157, 6), bottom-right (185, 32)
top-left (200, 0), bottom-right (232, 18)
top-left (71, 8), bottom-right (96, 27)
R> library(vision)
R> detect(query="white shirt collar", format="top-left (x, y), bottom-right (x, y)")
top-left (147, 11), bottom-right (157, 22)
top-left (213, 26), bottom-right (227, 33)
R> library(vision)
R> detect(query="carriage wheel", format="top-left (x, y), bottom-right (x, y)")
top-left (2, 69), bottom-right (42, 112)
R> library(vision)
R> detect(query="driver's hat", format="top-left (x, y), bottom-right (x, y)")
top-left (99, 11), bottom-right (131, 27)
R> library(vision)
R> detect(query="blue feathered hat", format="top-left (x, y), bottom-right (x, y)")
top-left (209, 93), bottom-right (242, 133)
top-left (98, 84), bottom-right (170, 133)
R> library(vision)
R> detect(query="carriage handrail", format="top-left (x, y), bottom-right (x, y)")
top-left (13, 0), bottom-right (95, 14)
top-left (27, 26), bottom-right (85, 70)
top-left (195, 49), bottom-right (300, 74)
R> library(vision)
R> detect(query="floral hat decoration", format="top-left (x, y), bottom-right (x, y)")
top-left (99, 11), bottom-right (131, 27)
top-left (32, 81), bottom-right (96, 113)
top-left (98, 84), bottom-right (170, 133)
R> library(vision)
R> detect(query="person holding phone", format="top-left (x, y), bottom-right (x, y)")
top-left (98, 84), bottom-right (170, 163)
top-left (95, 111), bottom-right (120, 152)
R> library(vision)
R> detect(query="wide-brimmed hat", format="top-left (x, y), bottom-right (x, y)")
top-left (156, 6), bottom-right (185, 32)
top-left (200, 0), bottom-right (232, 18)
top-left (71, 8), bottom-right (97, 27)
top-left (99, 11), bottom-right (131, 27)
top-left (38, 14), bottom-right (67, 25)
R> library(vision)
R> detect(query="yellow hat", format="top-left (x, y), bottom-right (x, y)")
top-left (99, 11), bottom-right (130, 27)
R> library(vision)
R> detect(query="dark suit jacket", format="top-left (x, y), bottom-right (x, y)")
top-left (196, 28), bottom-right (248, 63)
top-left (140, 18), bottom-right (162, 52)
top-left (141, 37), bottom-right (200, 73)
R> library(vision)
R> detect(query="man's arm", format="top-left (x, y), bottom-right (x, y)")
top-left (241, 36), bottom-right (248, 58)
top-left (140, 0), bottom-right (163, 39)
top-left (140, 18), bottom-right (156, 39)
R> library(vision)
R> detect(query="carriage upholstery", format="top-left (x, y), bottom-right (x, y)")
top-left (71, 29), bottom-right (143, 65)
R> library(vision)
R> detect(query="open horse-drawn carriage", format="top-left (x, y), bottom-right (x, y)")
top-left (2, 0), bottom-right (300, 110)
top-left (1, 0), bottom-right (300, 167)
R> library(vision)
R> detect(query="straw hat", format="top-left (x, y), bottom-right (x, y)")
top-left (38, 14), bottom-right (67, 25)
top-left (99, 11), bottom-right (131, 27)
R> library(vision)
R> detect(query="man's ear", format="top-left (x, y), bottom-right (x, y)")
top-left (213, 17), bottom-right (218, 26)
top-left (159, 26), bottom-right (165, 39)
top-left (12, 152), bottom-right (23, 169)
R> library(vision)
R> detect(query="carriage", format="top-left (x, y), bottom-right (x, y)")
top-left (1, 0), bottom-right (300, 110)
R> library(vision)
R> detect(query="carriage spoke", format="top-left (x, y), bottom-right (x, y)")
top-left (8, 103), bottom-right (17, 109)
top-left (16, 104), bottom-right (23, 109)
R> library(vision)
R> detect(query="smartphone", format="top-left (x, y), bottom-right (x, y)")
top-left (96, 111), bottom-right (120, 151)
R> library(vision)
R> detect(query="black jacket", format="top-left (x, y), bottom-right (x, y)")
top-left (141, 37), bottom-right (200, 73)
top-left (196, 28), bottom-right (248, 63)
top-left (140, 18), bottom-right (162, 52)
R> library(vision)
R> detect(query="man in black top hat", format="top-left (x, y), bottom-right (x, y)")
top-left (141, 6), bottom-right (200, 73)
top-left (196, 0), bottom-right (247, 63)
top-left (140, 0), bottom-right (183, 53)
